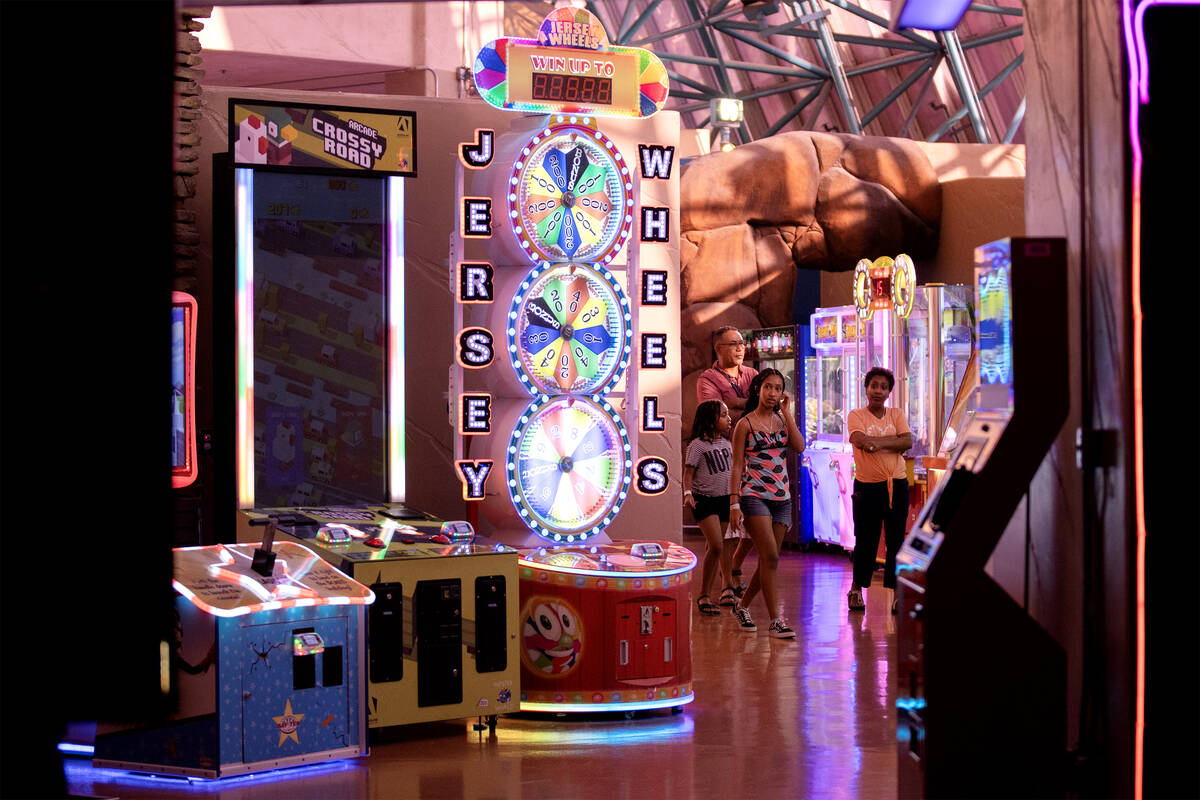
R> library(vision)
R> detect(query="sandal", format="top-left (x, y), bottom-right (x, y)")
top-left (696, 595), bottom-right (720, 615)
top-left (718, 586), bottom-right (737, 607)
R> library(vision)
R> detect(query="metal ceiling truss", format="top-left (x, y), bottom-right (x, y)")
top-left (590, 0), bottom-right (1025, 145)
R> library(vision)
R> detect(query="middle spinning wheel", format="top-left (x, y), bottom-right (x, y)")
top-left (508, 262), bottom-right (632, 396)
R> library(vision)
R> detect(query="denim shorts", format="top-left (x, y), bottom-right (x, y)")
top-left (740, 494), bottom-right (792, 526)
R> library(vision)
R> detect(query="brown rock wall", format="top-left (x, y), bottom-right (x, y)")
top-left (679, 131), bottom-right (941, 419)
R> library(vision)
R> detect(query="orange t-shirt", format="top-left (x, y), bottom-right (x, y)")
top-left (848, 406), bottom-right (909, 483)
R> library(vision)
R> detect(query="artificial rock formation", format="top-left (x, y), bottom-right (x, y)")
top-left (679, 131), bottom-right (941, 434)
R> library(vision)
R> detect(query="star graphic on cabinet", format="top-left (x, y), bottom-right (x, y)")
top-left (272, 698), bottom-right (305, 746)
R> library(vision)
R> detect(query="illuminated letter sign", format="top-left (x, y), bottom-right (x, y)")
top-left (460, 394), bottom-right (492, 435)
top-left (640, 333), bottom-right (668, 369)
top-left (638, 144), bottom-right (675, 179)
top-left (635, 457), bottom-right (669, 495)
top-left (458, 262), bottom-right (495, 303)
top-left (457, 327), bottom-right (495, 368)
top-left (455, 459), bottom-right (494, 501)
top-left (462, 198), bottom-right (493, 238)
top-left (640, 207), bottom-right (670, 242)
top-left (641, 270), bottom-right (667, 306)
top-left (641, 396), bottom-right (665, 433)
top-left (460, 129), bottom-right (495, 169)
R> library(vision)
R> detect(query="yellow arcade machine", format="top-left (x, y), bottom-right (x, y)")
top-left (220, 97), bottom-right (519, 731)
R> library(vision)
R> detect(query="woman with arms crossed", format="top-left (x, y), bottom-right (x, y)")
top-left (845, 367), bottom-right (912, 614)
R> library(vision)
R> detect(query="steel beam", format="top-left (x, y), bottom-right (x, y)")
top-left (937, 29), bottom-right (990, 142)
top-left (1002, 96), bottom-right (1025, 144)
top-left (762, 82), bottom-right (825, 136)
top-left (859, 56), bottom-right (936, 128)
top-left (796, 0), bottom-right (860, 133)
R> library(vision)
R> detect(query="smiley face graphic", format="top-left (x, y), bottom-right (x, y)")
top-left (521, 597), bottom-right (584, 676)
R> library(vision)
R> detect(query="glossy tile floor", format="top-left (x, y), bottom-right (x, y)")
top-left (64, 537), bottom-right (899, 799)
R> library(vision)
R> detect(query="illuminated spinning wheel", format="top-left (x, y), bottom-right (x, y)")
top-left (507, 395), bottom-right (632, 542)
top-left (509, 117), bottom-right (634, 265)
top-left (509, 262), bottom-right (632, 396)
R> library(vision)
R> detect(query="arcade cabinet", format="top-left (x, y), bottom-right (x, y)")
top-left (94, 541), bottom-right (374, 778)
top-left (454, 8), bottom-right (695, 714)
top-left (895, 237), bottom-right (1067, 798)
top-left (802, 305), bottom-right (861, 551)
top-left (740, 323), bottom-right (808, 546)
top-left (219, 98), bottom-right (521, 729)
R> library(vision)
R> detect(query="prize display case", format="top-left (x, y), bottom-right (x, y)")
top-left (739, 323), bottom-right (807, 546)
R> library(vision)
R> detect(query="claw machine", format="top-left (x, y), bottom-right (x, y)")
top-left (801, 308), bottom-right (861, 550)
top-left (902, 284), bottom-right (974, 510)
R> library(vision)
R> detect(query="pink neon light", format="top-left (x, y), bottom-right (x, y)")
top-left (171, 292), bottom-right (198, 488)
top-left (1122, 3), bottom-right (1196, 796)
top-left (174, 544), bottom-right (374, 618)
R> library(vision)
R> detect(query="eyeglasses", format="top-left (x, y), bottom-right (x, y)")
top-left (717, 341), bottom-right (746, 349)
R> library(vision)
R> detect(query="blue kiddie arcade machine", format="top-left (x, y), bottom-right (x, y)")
top-left (895, 237), bottom-right (1068, 798)
top-left (94, 538), bottom-right (375, 778)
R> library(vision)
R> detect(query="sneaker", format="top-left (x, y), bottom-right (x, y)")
top-left (768, 618), bottom-right (796, 639)
top-left (733, 606), bottom-right (756, 632)
top-left (847, 587), bottom-right (865, 611)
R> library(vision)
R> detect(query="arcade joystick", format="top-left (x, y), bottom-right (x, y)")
top-left (430, 534), bottom-right (452, 544)
top-left (247, 516), bottom-right (279, 577)
top-left (364, 537), bottom-right (387, 548)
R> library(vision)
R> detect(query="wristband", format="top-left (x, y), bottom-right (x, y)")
top-left (683, 490), bottom-right (693, 496)
top-left (729, 503), bottom-right (740, 509)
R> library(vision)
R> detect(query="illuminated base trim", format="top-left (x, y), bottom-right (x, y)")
top-left (92, 745), bottom-right (366, 781)
top-left (521, 689), bottom-right (694, 714)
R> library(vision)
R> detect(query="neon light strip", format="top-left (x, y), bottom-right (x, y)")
top-left (235, 168), bottom-right (256, 507)
top-left (387, 176), bottom-right (406, 502)
top-left (518, 558), bottom-right (694, 580)
top-left (521, 692), bottom-right (694, 714)
top-left (173, 580), bottom-right (373, 618)
top-left (57, 743), bottom-right (95, 756)
top-left (1122, 4), bottom-right (1197, 794)
top-left (70, 758), bottom-right (358, 786)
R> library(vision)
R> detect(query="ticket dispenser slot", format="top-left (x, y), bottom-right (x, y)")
top-left (415, 579), bottom-right (462, 707)
top-left (293, 627), bottom-right (317, 690)
top-left (474, 575), bottom-right (507, 673)
top-left (369, 582), bottom-right (404, 683)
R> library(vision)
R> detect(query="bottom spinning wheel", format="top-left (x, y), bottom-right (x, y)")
top-left (506, 395), bottom-right (631, 542)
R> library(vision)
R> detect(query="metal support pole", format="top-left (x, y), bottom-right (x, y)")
top-left (797, 0), bottom-right (861, 133)
top-left (1002, 96), bottom-right (1026, 144)
top-left (938, 30), bottom-right (992, 143)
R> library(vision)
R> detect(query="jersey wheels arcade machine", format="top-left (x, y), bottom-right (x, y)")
top-left (895, 238), bottom-right (1067, 798)
top-left (455, 7), bottom-right (696, 716)
top-left (219, 98), bottom-right (521, 732)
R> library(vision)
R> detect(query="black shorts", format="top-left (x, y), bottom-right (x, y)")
top-left (693, 492), bottom-right (731, 523)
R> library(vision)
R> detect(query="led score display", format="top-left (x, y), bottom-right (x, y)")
top-left (531, 72), bottom-right (613, 105)
top-left (472, 8), bottom-right (668, 119)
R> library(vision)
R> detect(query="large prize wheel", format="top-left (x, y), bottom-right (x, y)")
top-left (509, 117), bottom-right (634, 266)
top-left (508, 262), bottom-right (632, 396)
top-left (507, 395), bottom-right (632, 543)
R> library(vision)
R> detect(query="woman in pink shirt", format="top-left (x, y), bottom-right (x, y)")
top-left (846, 367), bottom-right (912, 614)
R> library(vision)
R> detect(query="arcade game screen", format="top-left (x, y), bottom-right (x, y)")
top-left (250, 171), bottom-right (388, 506)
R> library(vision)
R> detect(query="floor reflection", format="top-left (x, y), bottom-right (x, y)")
top-left (62, 539), bottom-right (898, 800)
